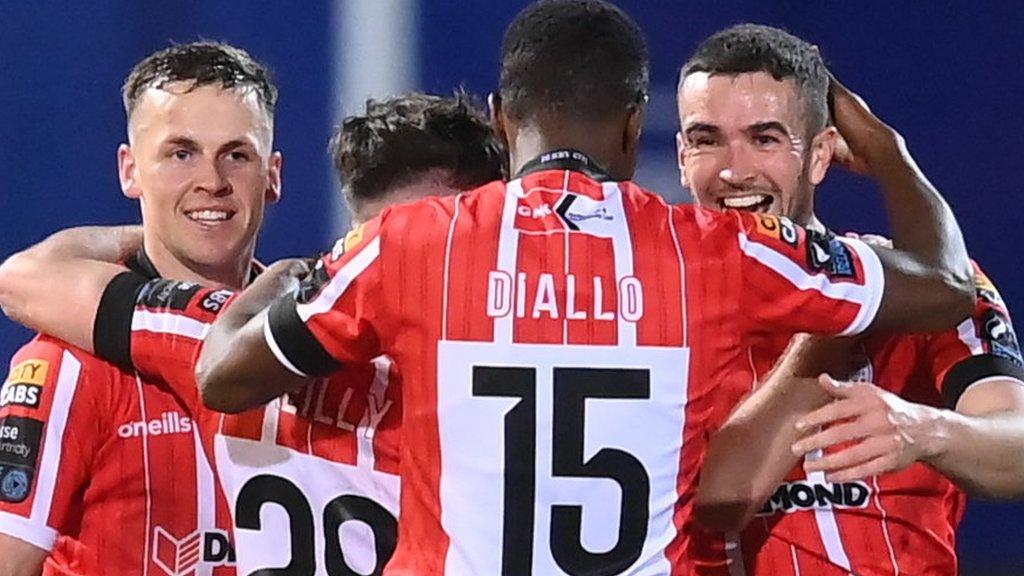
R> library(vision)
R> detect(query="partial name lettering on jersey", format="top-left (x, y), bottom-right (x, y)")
top-left (1, 359), bottom-right (48, 409)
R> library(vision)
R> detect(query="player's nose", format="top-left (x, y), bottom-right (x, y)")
top-left (718, 144), bottom-right (758, 185)
top-left (193, 157), bottom-right (231, 197)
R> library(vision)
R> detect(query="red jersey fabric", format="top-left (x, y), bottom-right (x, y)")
top-left (693, 263), bottom-right (1024, 576)
top-left (0, 332), bottom-right (234, 576)
top-left (93, 268), bottom-right (402, 575)
top-left (264, 151), bottom-right (886, 575)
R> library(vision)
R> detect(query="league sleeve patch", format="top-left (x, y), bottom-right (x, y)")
top-left (806, 232), bottom-right (856, 278)
top-left (137, 279), bottom-right (202, 311)
top-left (1, 360), bottom-right (48, 409)
top-left (199, 289), bottom-right (235, 314)
top-left (0, 416), bottom-right (43, 503)
top-left (331, 224), bottom-right (367, 262)
top-left (754, 215), bottom-right (798, 247)
top-left (980, 308), bottom-right (1024, 364)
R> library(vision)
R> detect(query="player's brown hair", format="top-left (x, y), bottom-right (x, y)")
top-left (499, 0), bottom-right (650, 123)
top-left (122, 41), bottom-right (277, 120)
top-left (330, 90), bottom-right (506, 217)
top-left (681, 24), bottom-right (829, 137)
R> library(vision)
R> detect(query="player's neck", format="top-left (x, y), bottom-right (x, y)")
top-left (142, 235), bottom-right (253, 290)
top-left (508, 122), bottom-right (634, 181)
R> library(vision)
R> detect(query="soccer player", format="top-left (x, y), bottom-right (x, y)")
top-left (0, 89), bottom-right (504, 576)
top-left (0, 41), bottom-right (282, 576)
top-left (194, 1), bottom-right (975, 574)
top-left (676, 25), bottom-right (1024, 574)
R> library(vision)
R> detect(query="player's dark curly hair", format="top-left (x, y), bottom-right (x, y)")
top-left (681, 24), bottom-right (828, 136)
top-left (122, 41), bottom-right (277, 119)
top-left (330, 90), bottom-right (506, 214)
top-left (499, 0), bottom-right (649, 123)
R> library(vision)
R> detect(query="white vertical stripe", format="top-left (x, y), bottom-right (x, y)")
top-left (724, 532), bottom-right (747, 576)
top-left (133, 373), bottom-right (153, 576)
top-left (956, 317), bottom-right (984, 355)
top-left (441, 193), bottom-right (465, 340)
top-left (602, 181), bottom-right (637, 347)
top-left (666, 202), bottom-right (688, 346)
top-left (871, 475), bottom-right (900, 575)
top-left (839, 237), bottom-right (884, 336)
top-left (297, 236), bottom-right (381, 322)
top-left (261, 398), bottom-right (281, 445)
top-left (789, 544), bottom-right (802, 576)
top-left (30, 351), bottom-right (80, 524)
top-left (357, 356), bottom-right (393, 469)
top-left (804, 468), bottom-right (853, 571)
top-left (492, 180), bottom-right (523, 345)
top-left (194, 429), bottom-right (216, 576)
top-left (562, 186), bottom-right (571, 345)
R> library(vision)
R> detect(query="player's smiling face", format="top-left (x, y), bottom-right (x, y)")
top-left (118, 82), bottom-right (281, 282)
top-left (676, 71), bottom-right (833, 225)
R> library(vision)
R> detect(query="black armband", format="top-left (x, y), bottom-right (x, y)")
top-left (941, 354), bottom-right (1024, 409)
top-left (93, 271), bottom-right (149, 369)
top-left (267, 297), bottom-right (341, 377)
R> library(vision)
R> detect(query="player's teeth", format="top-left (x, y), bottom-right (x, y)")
top-left (188, 210), bottom-right (229, 221)
top-left (721, 195), bottom-right (768, 209)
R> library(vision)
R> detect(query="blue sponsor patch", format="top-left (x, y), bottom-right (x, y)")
top-left (1, 467), bottom-right (30, 503)
top-left (826, 238), bottom-right (855, 277)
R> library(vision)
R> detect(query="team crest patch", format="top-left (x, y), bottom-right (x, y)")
top-left (330, 224), bottom-right (366, 261)
top-left (1, 360), bottom-right (48, 409)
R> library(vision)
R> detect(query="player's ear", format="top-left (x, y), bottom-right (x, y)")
top-left (265, 151), bottom-right (283, 204)
top-left (808, 126), bottom-right (838, 186)
top-left (676, 131), bottom-right (689, 188)
top-left (623, 102), bottom-right (644, 154)
top-left (118, 144), bottom-right (142, 199)
top-left (488, 93), bottom-right (509, 148)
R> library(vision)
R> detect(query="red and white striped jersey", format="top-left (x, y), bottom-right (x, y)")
top-left (0, 333), bottom-right (234, 576)
top-left (93, 271), bottom-right (401, 576)
top-left (264, 150), bottom-right (887, 575)
top-left (694, 262), bottom-right (1024, 576)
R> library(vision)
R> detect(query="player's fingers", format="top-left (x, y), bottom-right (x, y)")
top-left (802, 435), bottom-right (891, 474)
top-left (792, 420), bottom-right (870, 456)
top-left (795, 398), bottom-right (864, 433)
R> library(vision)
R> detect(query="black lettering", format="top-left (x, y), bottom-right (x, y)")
top-left (814, 483), bottom-right (844, 508)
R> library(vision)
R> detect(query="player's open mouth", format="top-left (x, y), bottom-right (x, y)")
top-left (719, 193), bottom-right (773, 213)
top-left (185, 209), bottom-right (235, 223)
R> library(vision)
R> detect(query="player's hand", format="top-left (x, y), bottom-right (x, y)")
top-left (791, 374), bottom-right (942, 481)
top-left (829, 73), bottom-right (904, 176)
top-left (844, 231), bottom-right (893, 249)
top-left (243, 258), bottom-right (311, 304)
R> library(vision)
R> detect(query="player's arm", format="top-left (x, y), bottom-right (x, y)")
top-left (0, 339), bottom-right (104, 573)
top-left (795, 269), bottom-right (1024, 498)
top-left (0, 533), bottom-right (47, 576)
top-left (0, 225), bottom-right (142, 351)
top-left (196, 258), bottom-right (312, 412)
top-left (694, 335), bottom-right (854, 531)
top-left (829, 75), bottom-right (974, 331)
top-left (198, 222), bottom-right (385, 413)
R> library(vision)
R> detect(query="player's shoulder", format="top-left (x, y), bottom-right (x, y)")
top-left (11, 334), bottom-right (109, 373)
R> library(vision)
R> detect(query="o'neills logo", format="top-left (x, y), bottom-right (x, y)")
top-left (757, 480), bottom-right (872, 515)
top-left (117, 412), bottom-right (194, 439)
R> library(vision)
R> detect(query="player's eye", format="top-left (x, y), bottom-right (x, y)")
top-left (173, 149), bottom-right (192, 160)
top-left (688, 136), bottom-right (718, 148)
top-left (227, 150), bottom-right (251, 162)
top-left (754, 134), bottom-right (781, 146)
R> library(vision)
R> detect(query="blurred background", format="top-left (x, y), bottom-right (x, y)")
top-left (2, 1), bottom-right (1022, 572)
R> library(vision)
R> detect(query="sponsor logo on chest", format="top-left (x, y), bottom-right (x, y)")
top-left (152, 527), bottom-right (235, 576)
top-left (758, 479), bottom-right (872, 515)
top-left (117, 411), bottom-right (194, 439)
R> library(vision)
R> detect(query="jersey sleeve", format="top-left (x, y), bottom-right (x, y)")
top-left (0, 337), bottom-right (106, 551)
top-left (732, 212), bottom-right (884, 337)
top-left (922, 262), bottom-right (1024, 408)
top-left (93, 271), bottom-right (236, 410)
top-left (265, 218), bottom-right (385, 377)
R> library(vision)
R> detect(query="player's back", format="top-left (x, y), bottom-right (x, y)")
top-left (326, 150), bottom-right (884, 575)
